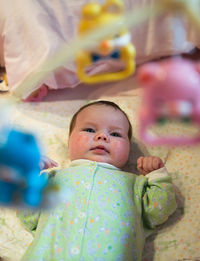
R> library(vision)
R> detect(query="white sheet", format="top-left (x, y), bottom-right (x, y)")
top-left (0, 77), bottom-right (200, 260)
top-left (0, 0), bottom-right (199, 99)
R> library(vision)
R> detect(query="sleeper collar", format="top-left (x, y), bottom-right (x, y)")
top-left (70, 159), bottom-right (120, 170)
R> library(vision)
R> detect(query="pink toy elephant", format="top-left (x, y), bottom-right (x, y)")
top-left (137, 58), bottom-right (200, 146)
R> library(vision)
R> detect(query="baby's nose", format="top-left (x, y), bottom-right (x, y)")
top-left (95, 132), bottom-right (109, 142)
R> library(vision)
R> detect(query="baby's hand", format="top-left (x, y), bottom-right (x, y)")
top-left (39, 156), bottom-right (58, 170)
top-left (137, 156), bottom-right (164, 175)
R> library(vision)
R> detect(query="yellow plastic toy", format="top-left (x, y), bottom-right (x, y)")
top-left (0, 72), bottom-right (9, 92)
top-left (76, 0), bottom-right (136, 84)
top-left (3, 74), bottom-right (8, 86)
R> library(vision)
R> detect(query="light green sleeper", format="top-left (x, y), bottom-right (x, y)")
top-left (18, 159), bottom-right (177, 261)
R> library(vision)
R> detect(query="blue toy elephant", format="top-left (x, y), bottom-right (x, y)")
top-left (0, 128), bottom-right (48, 207)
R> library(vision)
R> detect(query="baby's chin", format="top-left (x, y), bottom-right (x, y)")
top-left (81, 155), bottom-right (125, 169)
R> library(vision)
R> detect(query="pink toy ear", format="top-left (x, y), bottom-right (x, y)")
top-left (137, 63), bottom-right (165, 86)
top-left (194, 62), bottom-right (200, 74)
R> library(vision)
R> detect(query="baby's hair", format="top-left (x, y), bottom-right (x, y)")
top-left (69, 100), bottom-right (132, 140)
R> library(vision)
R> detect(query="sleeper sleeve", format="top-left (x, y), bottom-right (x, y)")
top-left (137, 167), bottom-right (177, 230)
top-left (16, 170), bottom-right (59, 234)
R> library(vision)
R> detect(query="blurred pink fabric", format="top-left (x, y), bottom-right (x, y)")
top-left (0, 0), bottom-right (199, 99)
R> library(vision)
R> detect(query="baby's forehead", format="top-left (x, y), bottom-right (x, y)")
top-left (76, 104), bottom-right (129, 127)
top-left (77, 104), bottom-right (122, 119)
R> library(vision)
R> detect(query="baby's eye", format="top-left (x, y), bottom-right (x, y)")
top-left (110, 132), bottom-right (121, 137)
top-left (83, 128), bottom-right (95, 133)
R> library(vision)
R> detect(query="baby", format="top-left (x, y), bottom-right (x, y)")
top-left (18, 100), bottom-right (177, 261)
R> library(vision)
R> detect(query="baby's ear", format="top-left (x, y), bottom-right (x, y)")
top-left (137, 63), bottom-right (166, 86)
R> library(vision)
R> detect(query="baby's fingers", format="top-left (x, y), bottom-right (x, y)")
top-left (137, 157), bottom-right (148, 175)
top-left (137, 157), bottom-right (144, 171)
top-left (152, 157), bottom-right (164, 170)
top-left (137, 156), bottom-right (164, 175)
top-left (39, 156), bottom-right (58, 170)
top-left (142, 157), bottom-right (155, 173)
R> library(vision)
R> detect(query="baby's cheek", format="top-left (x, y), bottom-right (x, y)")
top-left (73, 134), bottom-right (91, 154)
top-left (69, 133), bottom-right (90, 158)
top-left (112, 140), bottom-right (130, 158)
top-left (112, 141), bottom-right (121, 150)
top-left (76, 134), bottom-right (90, 145)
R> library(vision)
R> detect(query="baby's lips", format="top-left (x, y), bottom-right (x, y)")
top-left (92, 145), bottom-right (109, 153)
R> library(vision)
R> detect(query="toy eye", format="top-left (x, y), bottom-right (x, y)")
top-left (188, 99), bottom-right (194, 105)
top-left (154, 99), bottom-right (164, 108)
top-left (83, 128), bottom-right (95, 133)
top-left (24, 134), bottom-right (34, 143)
top-left (114, 34), bottom-right (120, 38)
top-left (104, 2), bottom-right (124, 14)
top-left (106, 5), bottom-right (120, 13)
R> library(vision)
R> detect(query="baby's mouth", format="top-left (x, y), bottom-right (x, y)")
top-left (91, 145), bottom-right (109, 153)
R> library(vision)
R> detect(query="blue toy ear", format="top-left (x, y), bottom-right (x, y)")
top-left (0, 128), bottom-right (9, 148)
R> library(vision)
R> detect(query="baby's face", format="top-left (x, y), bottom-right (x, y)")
top-left (68, 105), bottom-right (130, 168)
